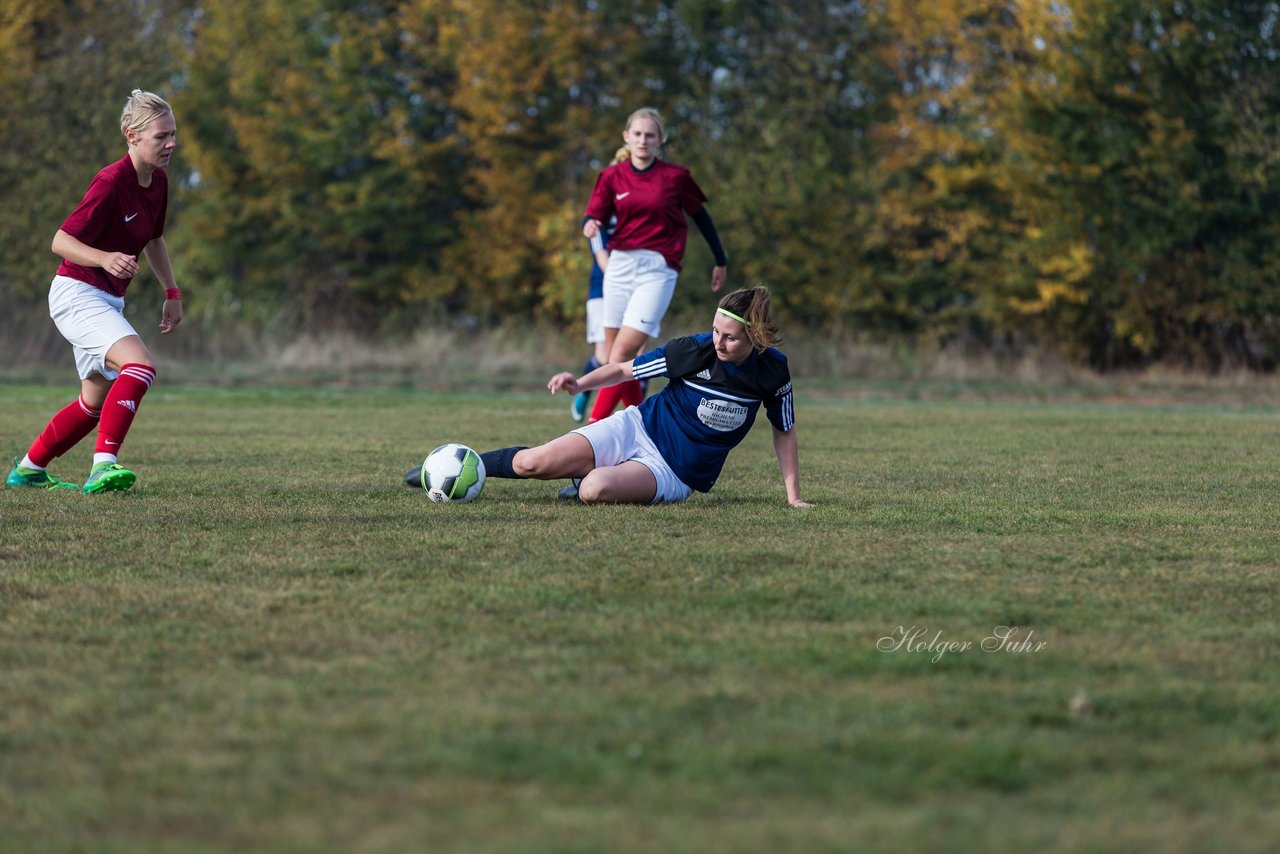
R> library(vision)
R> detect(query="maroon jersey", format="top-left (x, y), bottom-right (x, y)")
top-left (56, 155), bottom-right (168, 297)
top-left (585, 159), bottom-right (708, 272)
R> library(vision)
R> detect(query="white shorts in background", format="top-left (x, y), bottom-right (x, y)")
top-left (48, 276), bottom-right (136, 380)
top-left (601, 249), bottom-right (677, 339)
top-left (572, 405), bottom-right (693, 504)
top-left (585, 296), bottom-right (604, 344)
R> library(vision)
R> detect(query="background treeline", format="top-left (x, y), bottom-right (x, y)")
top-left (2, 0), bottom-right (1278, 370)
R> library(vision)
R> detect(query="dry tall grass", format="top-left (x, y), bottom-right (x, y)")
top-left (5, 300), bottom-right (1280, 404)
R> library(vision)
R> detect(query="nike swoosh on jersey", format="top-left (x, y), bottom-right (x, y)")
top-left (615, 192), bottom-right (630, 201)
top-left (125, 213), bottom-right (139, 222)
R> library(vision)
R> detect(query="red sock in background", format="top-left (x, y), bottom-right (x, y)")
top-left (588, 382), bottom-right (625, 423)
top-left (95, 364), bottom-right (156, 456)
top-left (588, 379), bottom-right (645, 422)
top-left (27, 396), bottom-right (102, 467)
top-left (618, 379), bottom-right (644, 409)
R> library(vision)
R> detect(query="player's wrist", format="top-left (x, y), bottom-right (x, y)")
top-left (165, 287), bottom-right (183, 301)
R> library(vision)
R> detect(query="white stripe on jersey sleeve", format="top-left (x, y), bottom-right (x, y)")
top-left (589, 232), bottom-right (604, 254)
top-left (778, 389), bottom-right (795, 431)
top-left (632, 357), bottom-right (668, 379)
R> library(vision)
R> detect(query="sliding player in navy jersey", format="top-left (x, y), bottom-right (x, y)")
top-left (455, 287), bottom-right (812, 507)
top-left (580, 107), bottom-right (728, 425)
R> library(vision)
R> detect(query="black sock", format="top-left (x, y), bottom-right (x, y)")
top-left (480, 446), bottom-right (528, 479)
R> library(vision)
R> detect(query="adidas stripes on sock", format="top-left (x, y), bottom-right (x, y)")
top-left (95, 363), bottom-right (155, 456)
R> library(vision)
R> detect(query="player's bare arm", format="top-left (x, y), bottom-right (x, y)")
top-left (548, 359), bottom-right (635, 396)
top-left (52, 229), bottom-right (138, 279)
top-left (143, 238), bottom-right (183, 333)
top-left (772, 425), bottom-right (813, 509)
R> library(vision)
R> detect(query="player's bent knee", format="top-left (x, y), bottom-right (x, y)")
top-left (577, 478), bottom-right (608, 504)
top-left (513, 447), bottom-right (552, 479)
top-left (577, 476), bottom-right (648, 505)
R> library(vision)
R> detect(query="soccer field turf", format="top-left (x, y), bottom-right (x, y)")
top-left (2, 384), bottom-right (1278, 851)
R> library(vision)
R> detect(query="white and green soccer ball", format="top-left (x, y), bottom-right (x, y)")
top-left (420, 443), bottom-right (486, 503)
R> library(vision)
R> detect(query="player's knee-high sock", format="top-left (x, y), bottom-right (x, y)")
top-left (480, 446), bottom-right (528, 478)
top-left (581, 354), bottom-right (601, 375)
top-left (588, 382), bottom-right (626, 423)
top-left (618, 379), bottom-right (644, 409)
top-left (25, 396), bottom-right (102, 468)
top-left (95, 364), bottom-right (156, 459)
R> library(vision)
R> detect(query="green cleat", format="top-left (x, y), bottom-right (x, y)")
top-left (6, 458), bottom-right (79, 490)
top-left (82, 462), bottom-right (136, 495)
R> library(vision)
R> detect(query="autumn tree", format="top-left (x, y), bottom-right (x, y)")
top-left (663, 1), bottom-right (896, 333)
top-left (1001, 0), bottom-right (1280, 367)
top-left (0, 0), bottom-right (196, 301)
top-left (177, 0), bottom-right (466, 332)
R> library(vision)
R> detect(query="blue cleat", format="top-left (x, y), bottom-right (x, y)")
top-left (570, 392), bottom-right (591, 423)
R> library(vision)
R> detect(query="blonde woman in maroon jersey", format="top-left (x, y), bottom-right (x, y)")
top-left (6, 89), bottom-right (184, 495)
top-left (581, 107), bottom-right (728, 424)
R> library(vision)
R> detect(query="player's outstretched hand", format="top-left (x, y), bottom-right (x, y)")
top-left (711, 264), bottom-right (727, 293)
top-left (548, 372), bottom-right (578, 395)
top-left (789, 498), bottom-right (815, 509)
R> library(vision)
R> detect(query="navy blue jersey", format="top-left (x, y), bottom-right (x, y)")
top-left (632, 333), bottom-right (794, 492)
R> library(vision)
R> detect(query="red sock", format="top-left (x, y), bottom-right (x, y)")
top-left (618, 379), bottom-right (644, 408)
top-left (95, 363), bottom-right (156, 455)
top-left (589, 382), bottom-right (626, 423)
top-left (27, 396), bottom-right (102, 467)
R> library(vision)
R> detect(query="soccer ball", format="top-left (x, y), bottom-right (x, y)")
top-left (419, 443), bottom-right (486, 503)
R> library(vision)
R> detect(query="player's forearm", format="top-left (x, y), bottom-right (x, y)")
top-left (143, 238), bottom-right (179, 290)
top-left (51, 229), bottom-right (108, 268)
top-left (773, 427), bottom-right (804, 503)
top-left (691, 208), bottom-right (727, 266)
top-left (577, 360), bottom-right (633, 392)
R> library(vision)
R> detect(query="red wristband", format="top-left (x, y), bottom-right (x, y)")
top-left (165, 288), bottom-right (183, 301)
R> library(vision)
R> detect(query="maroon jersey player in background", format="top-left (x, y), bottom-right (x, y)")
top-left (582, 107), bottom-right (728, 424)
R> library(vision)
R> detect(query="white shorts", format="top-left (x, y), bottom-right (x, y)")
top-left (572, 405), bottom-right (693, 504)
top-left (601, 249), bottom-right (677, 339)
top-left (48, 276), bottom-right (136, 381)
top-left (585, 297), bottom-right (604, 344)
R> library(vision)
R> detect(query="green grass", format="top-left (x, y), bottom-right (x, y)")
top-left (2, 383), bottom-right (1279, 852)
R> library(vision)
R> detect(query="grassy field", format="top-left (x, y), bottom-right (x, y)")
top-left (2, 380), bottom-right (1279, 852)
